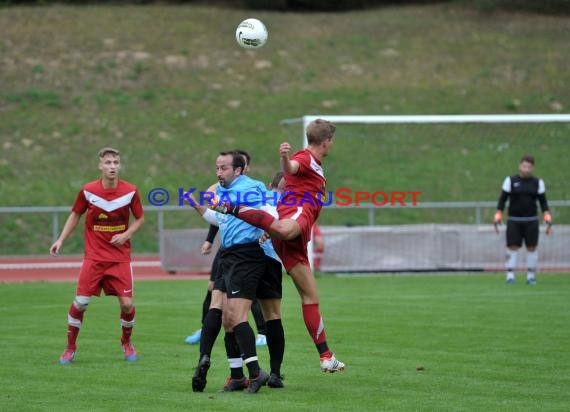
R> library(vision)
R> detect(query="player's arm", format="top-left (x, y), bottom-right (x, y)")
top-left (494, 194), bottom-right (508, 224)
top-left (202, 225), bottom-right (219, 255)
top-left (494, 177), bottom-right (510, 229)
top-left (182, 190), bottom-right (220, 226)
top-left (110, 189), bottom-right (145, 247)
top-left (203, 183), bottom-right (219, 204)
top-left (201, 182), bottom-right (222, 252)
top-left (538, 179), bottom-right (552, 234)
top-left (538, 178), bottom-right (550, 216)
top-left (50, 211), bottom-right (82, 256)
top-left (540, 197), bottom-right (552, 226)
top-left (280, 142), bottom-right (300, 176)
top-left (494, 192), bottom-right (508, 228)
top-left (110, 215), bottom-right (144, 247)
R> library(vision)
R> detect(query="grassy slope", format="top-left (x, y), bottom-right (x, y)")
top-left (0, 4), bottom-right (569, 252)
top-left (1, 275), bottom-right (569, 411)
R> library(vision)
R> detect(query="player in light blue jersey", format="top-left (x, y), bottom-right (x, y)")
top-left (185, 150), bottom-right (267, 348)
top-left (213, 170), bottom-right (286, 390)
top-left (186, 152), bottom-right (272, 393)
top-left (214, 174), bottom-right (266, 249)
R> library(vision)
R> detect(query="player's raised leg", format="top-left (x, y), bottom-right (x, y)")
top-left (212, 202), bottom-right (276, 230)
top-left (211, 204), bottom-right (304, 242)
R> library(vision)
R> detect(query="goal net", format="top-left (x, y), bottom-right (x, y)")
top-left (281, 114), bottom-right (570, 273)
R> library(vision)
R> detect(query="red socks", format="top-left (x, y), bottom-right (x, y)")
top-left (302, 304), bottom-right (333, 358)
top-left (236, 206), bottom-right (276, 232)
top-left (66, 304), bottom-right (84, 350)
top-left (302, 303), bottom-right (328, 345)
top-left (120, 307), bottom-right (136, 344)
top-left (65, 305), bottom-right (136, 349)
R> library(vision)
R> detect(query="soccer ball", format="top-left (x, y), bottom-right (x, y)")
top-left (235, 18), bottom-right (268, 49)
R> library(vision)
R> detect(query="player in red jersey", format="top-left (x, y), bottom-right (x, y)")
top-left (214, 119), bottom-right (345, 373)
top-left (50, 147), bottom-right (144, 364)
top-left (312, 223), bottom-right (325, 271)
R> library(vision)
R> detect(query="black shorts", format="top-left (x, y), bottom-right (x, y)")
top-left (506, 219), bottom-right (539, 248)
top-left (210, 249), bottom-right (224, 290)
top-left (256, 256), bottom-right (283, 300)
top-left (219, 242), bottom-right (265, 300)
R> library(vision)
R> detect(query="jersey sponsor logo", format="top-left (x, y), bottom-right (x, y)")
top-left (84, 190), bottom-right (136, 212)
top-left (93, 224), bottom-right (126, 232)
top-left (95, 215), bottom-right (125, 224)
top-left (513, 182), bottom-right (520, 187)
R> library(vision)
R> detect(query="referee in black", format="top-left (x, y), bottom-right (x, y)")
top-left (494, 155), bottom-right (552, 285)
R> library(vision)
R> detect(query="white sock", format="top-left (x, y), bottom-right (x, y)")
top-left (506, 250), bottom-right (517, 280)
top-left (227, 357), bottom-right (243, 368)
top-left (527, 251), bottom-right (538, 279)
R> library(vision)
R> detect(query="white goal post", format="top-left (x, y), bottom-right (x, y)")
top-left (281, 114), bottom-right (570, 273)
top-left (282, 114), bottom-right (570, 145)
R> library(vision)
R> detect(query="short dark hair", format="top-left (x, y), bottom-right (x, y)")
top-left (270, 171), bottom-right (284, 189)
top-left (219, 151), bottom-right (246, 172)
top-left (232, 149), bottom-right (251, 167)
top-left (520, 154), bottom-right (535, 165)
top-left (98, 147), bottom-right (120, 158)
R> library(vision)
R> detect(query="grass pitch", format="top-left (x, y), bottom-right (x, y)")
top-left (1, 273), bottom-right (569, 411)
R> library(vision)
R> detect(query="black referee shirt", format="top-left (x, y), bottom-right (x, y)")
top-left (497, 175), bottom-right (549, 220)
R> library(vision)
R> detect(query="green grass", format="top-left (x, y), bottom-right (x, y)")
top-left (1, 274), bottom-right (570, 411)
top-left (0, 3), bottom-right (569, 253)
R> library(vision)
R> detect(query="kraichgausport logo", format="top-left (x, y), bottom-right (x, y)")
top-left (146, 188), bottom-right (422, 207)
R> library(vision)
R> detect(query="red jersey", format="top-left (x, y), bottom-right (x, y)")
top-left (72, 179), bottom-right (144, 262)
top-left (281, 149), bottom-right (326, 210)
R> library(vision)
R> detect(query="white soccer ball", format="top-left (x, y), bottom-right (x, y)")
top-left (235, 18), bottom-right (268, 49)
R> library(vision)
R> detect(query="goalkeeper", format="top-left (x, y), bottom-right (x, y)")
top-left (493, 155), bottom-right (552, 285)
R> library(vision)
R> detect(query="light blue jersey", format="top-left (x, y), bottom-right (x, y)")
top-left (259, 190), bottom-right (281, 262)
top-left (216, 175), bottom-right (265, 249)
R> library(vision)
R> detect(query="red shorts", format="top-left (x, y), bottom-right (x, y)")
top-left (76, 259), bottom-right (134, 297)
top-left (273, 203), bottom-right (319, 272)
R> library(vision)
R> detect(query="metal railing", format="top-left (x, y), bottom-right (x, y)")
top-left (1, 200), bottom-right (569, 245)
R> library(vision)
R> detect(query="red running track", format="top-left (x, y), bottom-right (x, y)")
top-left (0, 255), bottom-right (208, 283)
